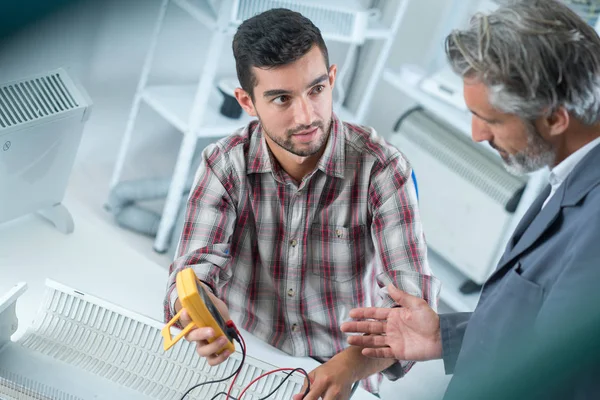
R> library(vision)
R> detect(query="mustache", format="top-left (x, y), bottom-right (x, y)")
top-left (287, 120), bottom-right (324, 136)
top-left (489, 140), bottom-right (506, 154)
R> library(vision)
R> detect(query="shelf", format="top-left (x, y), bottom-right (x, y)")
top-left (173, 0), bottom-right (394, 43)
top-left (173, 0), bottom-right (219, 29)
top-left (141, 84), bottom-right (252, 138)
top-left (429, 250), bottom-right (480, 312)
top-left (364, 18), bottom-right (393, 40)
top-left (142, 84), bottom-right (358, 138)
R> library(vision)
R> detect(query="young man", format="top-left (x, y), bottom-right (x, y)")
top-left (342, 0), bottom-right (600, 398)
top-left (163, 8), bottom-right (439, 399)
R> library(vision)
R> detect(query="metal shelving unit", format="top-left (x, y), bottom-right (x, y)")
top-left (109, 0), bottom-right (411, 252)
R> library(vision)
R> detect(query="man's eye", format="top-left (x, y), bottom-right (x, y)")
top-left (311, 85), bottom-right (325, 94)
top-left (273, 95), bottom-right (290, 105)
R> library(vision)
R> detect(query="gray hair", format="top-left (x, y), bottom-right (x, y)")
top-left (445, 0), bottom-right (600, 125)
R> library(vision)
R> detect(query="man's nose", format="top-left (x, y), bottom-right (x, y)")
top-left (293, 97), bottom-right (313, 126)
top-left (471, 116), bottom-right (492, 143)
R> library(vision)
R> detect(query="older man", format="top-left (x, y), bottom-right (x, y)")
top-left (342, 0), bottom-right (600, 398)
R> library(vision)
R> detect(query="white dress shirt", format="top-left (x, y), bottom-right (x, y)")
top-left (542, 136), bottom-right (600, 209)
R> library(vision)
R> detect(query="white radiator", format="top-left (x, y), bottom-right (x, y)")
top-left (390, 110), bottom-right (527, 284)
top-left (0, 281), bottom-right (304, 400)
top-left (0, 68), bottom-right (92, 232)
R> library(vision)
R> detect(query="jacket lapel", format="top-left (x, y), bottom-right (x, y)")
top-left (506, 184), bottom-right (551, 253)
top-left (488, 143), bottom-right (600, 284)
top-left (502, 185), bottom-right (563, 267)
top-left (487, 185), bottom-right (558, 284)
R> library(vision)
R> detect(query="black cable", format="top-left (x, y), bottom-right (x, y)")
top-left (392, 105), bottom-right (424, 132)
top-left (350, 381), bottom-right (360, 397)
top-left (179, 337), bottom-right (246, 400)
top-left (258, 368), bottom-right (311, 400)
top-left (209, 392), bottom-right (237, 400)
top-left (207, 367), bottom-right (310, 400)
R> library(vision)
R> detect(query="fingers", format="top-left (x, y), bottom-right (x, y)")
top-left (300, 381), bottom-right (326, 400)
top-left (292, 379), bottom-right (308, 400)
top-left (298, 375), bottom-right (349, 400)
top-left (180, 308), bottom-right (192, 326)
top-left (184, 325), bottom-right (231, 366)
top-left (203, 344), bottom-right (232, 366)
top-left (195, 335), bottom-right (230, 357)
top-left (347, 334), bottom-right (387, 348)
top-left (340, 320), bottom-right (386, 335)
top-left (387, 284), bottom-right (422, 308)
top-left (362, 347), bottom-right (395, 359)
top-left (294, 373), bottom-right (318, 400)
top-left (185, 325), bottom-right (213, 342)
top-left (348, 307), bottom-right (391, 321)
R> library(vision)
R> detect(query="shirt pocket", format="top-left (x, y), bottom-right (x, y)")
top-left (309, 224), bottom-right (366, 282)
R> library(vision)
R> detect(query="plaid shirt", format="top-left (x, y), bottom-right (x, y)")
top-left (165, 114), bottom-right (440, 391)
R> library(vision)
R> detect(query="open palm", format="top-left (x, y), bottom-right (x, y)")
top-left (340, 285), bottom-right (442, 361)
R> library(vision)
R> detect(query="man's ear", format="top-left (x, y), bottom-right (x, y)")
top-left (544, 106), bottom-right (570, 137)
top-left (235, 88), bottom-right (257, 117)
top-left (328, 64), bottom-right (337, 91)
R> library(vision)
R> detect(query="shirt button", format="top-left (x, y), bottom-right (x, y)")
top-left (289, 239), bottom-right (298, 247)
top-left (335, 229), bottom-right (343, 238)
top-left (292, 324), bottom-right (300, 332)
top-left (287, 288), bottom-right (295, 297)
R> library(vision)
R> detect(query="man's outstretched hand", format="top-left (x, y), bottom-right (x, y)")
top-left (340, 284), bottom-right (443, 362)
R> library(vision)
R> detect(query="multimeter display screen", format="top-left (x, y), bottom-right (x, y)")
top-left (196, 280), bottom-right (234, 341)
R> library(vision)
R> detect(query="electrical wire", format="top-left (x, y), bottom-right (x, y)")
top-left (258, 368), bottom-right (310, 400)
top-left (179, 335), bottom-right (245, 400)
top-left (237, 367), bottom-right (311, 400)
top-left (204, 367), bottom-right (310, 400)
top-left (210, 370), bottom-right (358, 400)
top-left (209, 392), bottom-right (237, 400)
top-left (225, 329), bottom-right (247, 400)
top-left (178, 323), bottom-right (310, 400)
top-left (393, 105), bottom-right (424, 132)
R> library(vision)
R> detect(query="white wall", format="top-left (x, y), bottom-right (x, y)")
top-left (0, 0), bottom-right (235, 101)
top-left (0, 0), bottom-right (102, 87)
top-left (362, 0), bottom-right (475, 138)
top-left (87, 0), bottom-right (231, 97)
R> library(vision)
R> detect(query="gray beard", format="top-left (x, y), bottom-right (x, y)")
top-left (502, 124), bottom-right (556, 176)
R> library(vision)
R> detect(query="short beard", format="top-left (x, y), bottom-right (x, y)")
top-left (261, 118), bottom-right (331, 157)
top-left (500, 122), bottom-right (556, 176)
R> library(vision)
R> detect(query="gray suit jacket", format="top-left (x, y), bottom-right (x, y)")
top-left (440, 143), bottom-right (600, 399)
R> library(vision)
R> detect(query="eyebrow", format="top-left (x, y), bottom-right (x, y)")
top-left (262, 74), bottom-right (329, 98)
top-left (469, 109), bottom-right (495, 123)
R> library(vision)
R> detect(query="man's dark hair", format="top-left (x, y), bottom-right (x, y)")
top-left (232, 8), bottom-right (330, 99)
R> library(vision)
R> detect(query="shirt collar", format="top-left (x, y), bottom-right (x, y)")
top-left (316, 112), bottom-right (345, 179)
top-left (246, 120), bottom-right (271, 175)
top-left (549, 136), bottom-right (600, 189)
top-left (246, 113), bottom-right (346, 179)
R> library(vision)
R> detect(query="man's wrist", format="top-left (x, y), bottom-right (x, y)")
top-left (335, 346), bottom-right (396, 382)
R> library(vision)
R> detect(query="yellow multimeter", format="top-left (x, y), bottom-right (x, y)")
top-left (161, 268), bottom-right (236, 354)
